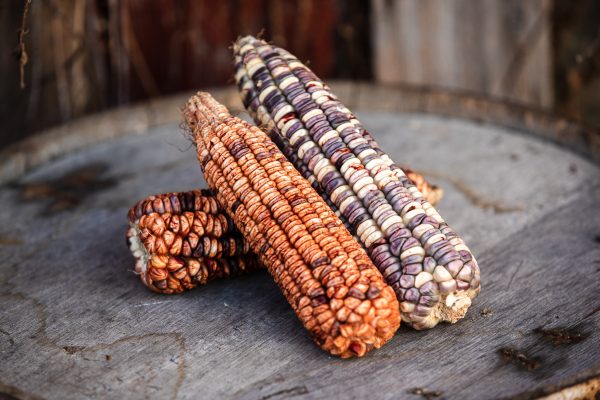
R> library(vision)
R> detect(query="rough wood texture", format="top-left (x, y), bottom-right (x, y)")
top-left (1, 99), bottom-right (599, 399)
top-left (2, 84), bottom-right (597, 186)
top-left (372, 0), bottom-right (554, 108)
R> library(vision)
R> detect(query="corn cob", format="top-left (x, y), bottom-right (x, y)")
top-left (233, 36), bottom-right (480, 330)
top-left (128, 165), bottom-right (441, 294)
top-left (127, 190), bottom-right (259, 294)
top-left (184, 92), bottom-right (400, 357)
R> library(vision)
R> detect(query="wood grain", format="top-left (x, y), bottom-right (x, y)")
top-left (0, 108), bottom-right (599, 399)
top-left (372, 0), bottom-right (554, 109)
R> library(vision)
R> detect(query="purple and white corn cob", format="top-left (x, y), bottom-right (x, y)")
top-left (232, 36), bottom-right (480, 330)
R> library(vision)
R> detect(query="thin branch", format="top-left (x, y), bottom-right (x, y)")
top-left (18, 0), bottom-right (33, 89)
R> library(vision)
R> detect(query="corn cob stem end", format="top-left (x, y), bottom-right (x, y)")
top-left (127, 222), bottom-right (158, 292)
top-left (405, 287), bottom-right (480, 330)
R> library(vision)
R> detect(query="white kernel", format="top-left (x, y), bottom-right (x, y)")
top-left (454, 244), bottom-right (471, 253)
top-left (279, 76), bottom-right (299, 90)
top-left (352, 176), bottom-right (374, 196)
top-left (364, 158), bottom-right (385, 172)
top-left (373, 172), bottom-right (394, 189)
top-left (289, 129), bottom-right (310, 146)
top-left (338, 196), bottom-right (357, 214)
top-left (364, 230), bottom-right (384, 249)
top-left (340, 158), bottom-right (361, 176)
top-left (425, 233), bottom-right (445, 247)
top-left (380, 215), bottom-right (403, 235)
top-left (335, 122), bottom-right (354, 133)
top-left (423, 204), bottom-right (443, 222)
top-left (359, 225), bottom-right (379, 243)
top-left (357, 183), bottom-right (378, 199)
top-left (347, 137), bottom-right (367, 149)
top-left (414, 272), bottom-right (433, 289)
top-left (400, 246), bottom-right (425, 261)
top-left (313, 158), bottom-right (330, 177)
top-left (246, 59), bottom-right (263, 76)
top-left (402, 207), bottom-right (425, 225)
top-left (448, 237), bottom-right (463, 246)
top-left (356, 220), bottom-right (377, 238)
top-left (273, 105), bottom-right (294, 122)
top-left (314, 96), bottom-right (329, 105)
top-left (316, 165), bottom-right (337, 182)
top-left (372, 204), bottom-right (392, 221)
top-left (330, 185), bottom-right (350, 203)
top-left (457, 265), bottom-right (473, 281)
top-left (357, 149), bottom-right (377, 161)
top-left (271, 66), bottom-right (288, 77)
top-left (317, 130), bottom-right (339, 147)
top-left (311, 90), bottom-right (329, 100)
top-left (281, 118), bottom-right (298, 136)
top-left (297, 141), bottom-right (314, 159)
top-left (433, 266), bottom-right (453, 282)
top-left (400, 302), bottom-right (415, 313)
top-left (239, 44), bottom-right (254, 55)
top-left (412, 224), bottom-right (434, 240)
top-left (258, 85), bottom-right (277, 103)
top-left (301, 109), bottom-right (323, 123)
top-left (390, 167), bottom-right (406, 178)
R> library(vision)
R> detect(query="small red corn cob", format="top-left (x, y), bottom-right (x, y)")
top-left (127, 190), bottom-right (260, 294)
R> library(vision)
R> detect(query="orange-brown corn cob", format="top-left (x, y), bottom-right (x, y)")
top-left (184, 92), bottom-right (400, 357)
top-left (127, 167), bottom-right (441, 294)
top-left (127, 190), bottom-right (260, 294)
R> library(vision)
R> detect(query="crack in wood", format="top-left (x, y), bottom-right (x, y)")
top-left (260, 385), bottom-right (309, 400)
top-left (419, 170), bottom-right (525, 213)
top-left (0, 292), bottom-right (187, 400)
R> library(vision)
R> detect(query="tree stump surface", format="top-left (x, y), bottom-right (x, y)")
top-left (1, 85), bottom-right (599, 400)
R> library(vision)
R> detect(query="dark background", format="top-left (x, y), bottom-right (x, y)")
top-left (1, 0), bottom-right (598, 149)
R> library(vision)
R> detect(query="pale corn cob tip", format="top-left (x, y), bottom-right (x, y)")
top-left (233, 36), bottom-right (480, 330)
top-left (128, 170), bottom-right (440, 294)
top-left (184, 92), bottom-right (400, 357)
top-left (127, 190), bottom-right (260, 294)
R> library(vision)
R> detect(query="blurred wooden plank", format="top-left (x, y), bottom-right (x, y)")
top-left (372, 0), bottom-right (554, 108)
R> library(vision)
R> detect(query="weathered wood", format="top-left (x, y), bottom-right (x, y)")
top-left (372, 0), bottom-right (554, 109)
top-left (2, 84), bottom-right (598, 186)
top-left (1, 102), bottom-right (599, 399)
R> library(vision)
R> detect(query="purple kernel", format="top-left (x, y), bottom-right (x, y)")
top-left (404, 288), bottom-right (420, 303)
top-left (399, 274), bottom-right (415, 289)
top-left (403, 263), bottom-right (423, 275)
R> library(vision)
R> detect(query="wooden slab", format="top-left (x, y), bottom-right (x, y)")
top-left (0, 106), bottom-right (599, 399)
